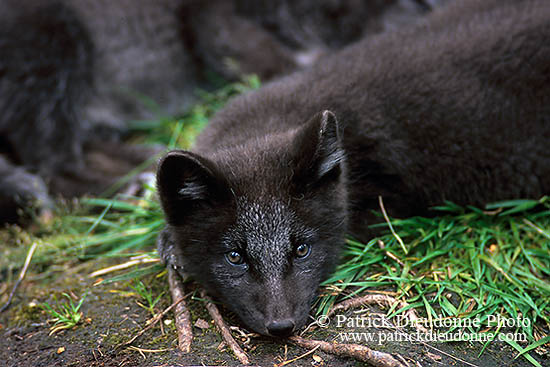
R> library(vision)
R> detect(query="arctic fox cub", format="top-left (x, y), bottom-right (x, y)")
top-left (157, 0), bottom-right (550, 336)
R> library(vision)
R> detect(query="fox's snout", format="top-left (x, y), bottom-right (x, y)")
top-left (266, 318), bottom-right (296, 337)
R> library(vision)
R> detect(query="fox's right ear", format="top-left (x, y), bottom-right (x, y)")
top-left (157, 150), bottom-right (230, 225)
top-left (291, 110), bottom-right (345, 191)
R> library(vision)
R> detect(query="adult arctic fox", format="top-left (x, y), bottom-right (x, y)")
top-left (0, 0), bottom-right (439, 223)
top-left (157, 0), bottom-right (550, 337)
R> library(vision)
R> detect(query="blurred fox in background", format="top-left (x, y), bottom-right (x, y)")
top-left (0, 0), bottom-right (444, 223)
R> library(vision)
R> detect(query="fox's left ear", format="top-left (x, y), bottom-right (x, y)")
top-left (156, 150), bottom-right (231, 226)
top-left (291, 110), bottom-right (345, 189)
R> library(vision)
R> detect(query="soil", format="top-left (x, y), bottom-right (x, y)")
top-left (1, 239), bottom-right (548, 367)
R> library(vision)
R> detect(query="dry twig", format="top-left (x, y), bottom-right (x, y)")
top-left (378, 196), bottom-right (407, 254)
top-left (275, 344), bottom-right (320, 367)
top-left (0, 242), bottom-right (38, 313)
top-left (327, 294), bottom-right (427, 333)
top-left (90, 256), bottom-right (159, 278)
top-left (201, 290), bottom-right (250, 365)
top-left (127, 345), bottom-right (171, 359)
top-left (326, 294), bottom-right (482, 367)
top-left (117, 296), bottom-right (187, 350)
top-left (289, 335), bottom-right (406, 367)
top-left (167, 267), bottom-right (193, 352)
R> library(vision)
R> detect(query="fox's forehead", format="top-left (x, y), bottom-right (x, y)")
top-left (211, 134), bottom-right (297, 191)
top-left (229, 198), bottom-right (296, 274)
top-left (237, 199), bottom-right (293, 248)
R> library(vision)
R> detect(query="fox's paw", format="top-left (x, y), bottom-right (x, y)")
top-left (0, 166), bottom-right (54, 223)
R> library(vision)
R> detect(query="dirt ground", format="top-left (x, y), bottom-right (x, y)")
top-left (1, 249), bottom-right (548, 367)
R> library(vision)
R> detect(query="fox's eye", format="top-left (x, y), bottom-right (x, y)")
top-left (295, 243), bottom-right (311, 258)
top-left (225, 251), bottom-right (244, 265)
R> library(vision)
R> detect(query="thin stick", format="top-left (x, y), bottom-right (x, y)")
top-left (127, 346), bottom-right (171, 353)
top-left (0, 242), bottom-right (38, 313)
top-left (201, 290), bottom-right (250, 365)
top-left (421, 343), bottom-right (480, 367)
top-left (327, 294), bottom-right (427, 333)
top-left (327, 294), bottom-right (484, 367)
top-left (325, 295), bottom-right (479, 366)
top-left (117, 296), bottom-right (187, 350)
top-left (377, 240), bottom-right (417, 276)
top-left (90, 257), bottom-right (159, 278)
top-left (378, 240), bottom-right (405, 266)
top-left (289, 335), bottom-right (405, 367)
top-left (378, 196), bottom-right (407, 254)
top-left (167, 267), bottom-right (193, 353)
top-left (275, 344), bottom-right (320, 367)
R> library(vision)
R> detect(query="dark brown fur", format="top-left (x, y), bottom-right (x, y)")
top-left (194, 0), bottom-right (550, 240)
top-left (157, 0), bottom-right (550, 336)
top-left (0, 0), bottom-right (438, 222)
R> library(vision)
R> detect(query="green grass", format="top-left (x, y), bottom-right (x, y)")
top-left (317, 198), bottom-right (550, 365)
top-left (41, 292), bottom-right (87, 335)
top-left (131, 280), bottom-right (164, 318)
top-left (52, 191), bottom-right (549, 361)
top-left (127, 75), bottom-right (261, 149)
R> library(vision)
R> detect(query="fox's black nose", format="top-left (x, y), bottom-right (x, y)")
top-left (266, 319), bottom-right (295, 337)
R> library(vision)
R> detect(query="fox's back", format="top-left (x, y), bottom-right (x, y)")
top-left (196, 0), bottom-right (550, 234)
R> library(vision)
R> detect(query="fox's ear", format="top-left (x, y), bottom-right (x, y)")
top-left (157, 150), bottom-right (230, 225)
top-left (291, 110), bottom-right (345, 190)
